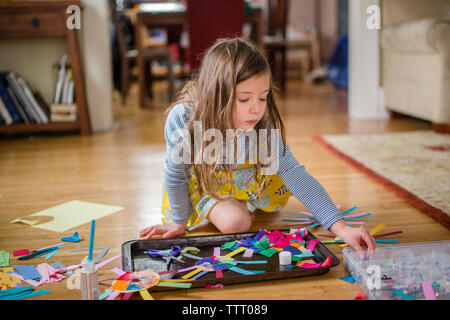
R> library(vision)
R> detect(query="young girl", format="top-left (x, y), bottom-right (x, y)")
top-left (140, 38), bottom-right (375, 255)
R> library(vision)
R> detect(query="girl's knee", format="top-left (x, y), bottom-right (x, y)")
top-left (219, 213), bottom-right (251, 233)
top-left (209, 199), bottom-right (252, 233)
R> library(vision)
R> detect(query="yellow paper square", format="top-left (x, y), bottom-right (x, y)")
top-left (10, 200), bottom-right (123, 232)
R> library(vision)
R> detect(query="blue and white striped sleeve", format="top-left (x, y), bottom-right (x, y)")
top-left (163, 104), bottom-right (193, 225)
top-left (276, 137), bottom-right (343, 231)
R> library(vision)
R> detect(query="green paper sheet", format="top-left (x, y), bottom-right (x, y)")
top-left (258, 248), bottom-right (278, 257)
top-left (254, 236), bottom-right (270, 250)
top-left (157, 282), bottom-right (192, 288)
top-left (221, 241), bottom-right (237, 251)
top-left (10, 200), bottom-right (123, 232)
top-left (0, 250), bottom-right (9, 268)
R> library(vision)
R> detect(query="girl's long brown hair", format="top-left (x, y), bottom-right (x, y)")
top-left (166, 38), bottom-right (286, 199)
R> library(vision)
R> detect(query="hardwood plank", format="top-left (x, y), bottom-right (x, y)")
top-left (0, 80), bottom-right (447, 300)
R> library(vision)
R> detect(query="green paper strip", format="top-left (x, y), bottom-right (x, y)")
top-left (0, 250), bottom-right (10, 268)
top-left (341, 206), bottom-right (357, 215)
top-left (343, 213), bottom-right (371, 221)
top-left (157, 282), bottom-right (192, 288)
top-left (221, 241), bottom-right (237, 250)
top-left (285, 212), bottom-right (318, 221)
top-left (254, 236), bottom-right (270, 250)
top-left (258, 248), bottom-right (278, 257)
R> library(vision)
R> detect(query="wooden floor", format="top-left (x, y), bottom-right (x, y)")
top-left (0, 79), bottom-right (448, 300)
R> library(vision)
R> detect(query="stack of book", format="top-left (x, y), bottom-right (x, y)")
top-left (51, 54), bottom-right (77, 122)
top-left (0, 54), bottom-right (78, 125)
top-left (0, 71), bottom-right (50, 125)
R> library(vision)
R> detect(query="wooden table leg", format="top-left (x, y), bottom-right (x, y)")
top-left (136, 14), bottom-right (145, 108)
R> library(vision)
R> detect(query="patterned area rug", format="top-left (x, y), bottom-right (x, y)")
top-left (314, 131), bottom-right (450, 229)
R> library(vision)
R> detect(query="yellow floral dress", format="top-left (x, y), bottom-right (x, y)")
top-left (161, 162), bottom-right (291, 229)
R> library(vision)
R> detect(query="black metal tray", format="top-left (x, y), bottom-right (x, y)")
top-left (121, 229), bottom-right (340, 291)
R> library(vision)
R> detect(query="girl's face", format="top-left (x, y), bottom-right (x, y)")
top-left (232, 72), bottom-right (270, 131)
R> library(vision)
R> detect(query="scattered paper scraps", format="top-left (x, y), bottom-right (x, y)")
top-left (70, 246), bottom-right (112, 263)
top-left (339, 275), bottom-right (356, 283)
top-left (61, 232), bottom-right (81, 242)
top-left (392, 289), bottom-right (415, 300)
top-left (13, 265), bottom-right (42, 281)
top-left (0, 285), bottom-right (51, 300)
top-left (17, 244), bottom-right (65, 261)
top-left (10, 200), bottom-right (123, 232)
top-left (204, 283), bottom-right (224, 289)
top-left (282, 205), bottom-right (372, 228)
top-left (13, 249), bottom-right (30, 257)
top-left (421, 281), bottom-right (437, 300)
top-left (353, 291), bottom-right (366, 300)
top-left (111, 269), bottom-right (192, 297)
top-left (0, 268), bottom-right (22, 290)
top-left (12, 263), bottom-right (66, 287)
top-left (0, 251), bottom-right (9, 268)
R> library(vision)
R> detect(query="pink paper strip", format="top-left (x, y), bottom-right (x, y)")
top-left (320, 256), bottom-right (332, 267)
top-left (158, 270), bottom-right (178, 275)
top-left (421, 281), bottom-right (436, 300)
top-left (306, 239), bottom-right (319, 252)
top-left (111, 268), bottom-right (126, 276)
top-left (287, 222), bottom-right (313, 226)
top-left (216, 270), bottom-right (223, 278)
top-left (122, 292), bottom-right (133, 300)
top-left (346, 221), bottom-right (365, 225)
top-left (55, 264), bottom-right (82, 274)
top-left (34, 243), bottom-right (65, 252)
top-left (213, 247), bottom-right (221, 257)
top-left (95, 254), bottom-right (121, 270)
top-left (299, 263), bottom-right (321, 269)
top-left (177, 265), bottom-right (197, 273)
top-left (299, 211), bottom-right (315, 217)
top-left (106, 291), bottom-right (121, 300)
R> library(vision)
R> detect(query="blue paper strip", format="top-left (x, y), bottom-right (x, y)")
top-left (234, 260), bottom-right (267, 264)
top-left (44, 247), bottom-right (60, 260)
top-left (100, 290), bottom-right (113, 300)
top-left (339, 275), bottom-right (356, 283)
top-left (0, 286), bottom-right (33, 297)
top-left (229, 267), bottom-right (255, 275)
top-left (61, 232), bottom-right (80, 242)
top-left (0, 289), bottom-right (51, 300)
top-left (13, 265), bottom-right (42, 281)
top-left (392, 289), bottom-right (415, 300)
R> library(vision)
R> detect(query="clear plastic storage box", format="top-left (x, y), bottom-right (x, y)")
top-left (343, 241), bottom-right (450, 300)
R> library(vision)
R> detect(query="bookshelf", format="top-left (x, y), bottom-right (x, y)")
top-left (0, 1), bottom-right (91, 135)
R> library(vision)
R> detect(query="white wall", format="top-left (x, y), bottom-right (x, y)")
top-left (80, 0), bottom-right (114, 132)
top-left (348, 0), bottom-right (389, 119)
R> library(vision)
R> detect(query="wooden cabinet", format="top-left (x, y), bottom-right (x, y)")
top-left (0, 1), bottom-right (91, 135)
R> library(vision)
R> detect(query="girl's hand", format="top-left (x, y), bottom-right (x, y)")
top-left (140, 223), bottom-right (186, 239)
top-left (330, 220), bottom-right (376, 258)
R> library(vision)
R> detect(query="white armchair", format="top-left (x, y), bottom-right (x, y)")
top-left (381, 0), bottom-right (450, 132)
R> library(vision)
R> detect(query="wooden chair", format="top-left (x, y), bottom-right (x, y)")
top-left (185, 0), bottom-right (245, 71)
top-left (264, 0), bottom-right (289, 93)
top-left (110, 1), bottom-right (174, 104)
